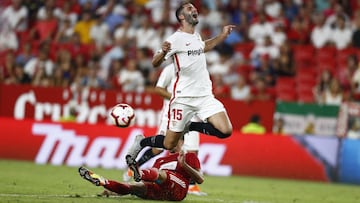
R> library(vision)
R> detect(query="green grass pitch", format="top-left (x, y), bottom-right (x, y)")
top-left (0, 160), bottom-right (359, 203)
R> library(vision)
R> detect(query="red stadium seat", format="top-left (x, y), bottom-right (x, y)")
top-left (336, 47), bottom-right (357, 68)
top-left (316, 46), bottom-right (336, 61)
top-left (296, 68), bottom-right (317, 84)
top-left (297, 87), bottom-right (315, 103)
top-left (297, 79), bottom-right (317, 90)
top-left (297, 67), bottom-right (317, 75)
top-left (296, 77), bottom-right (317, 89)
top-left (293, 45), bottom-right (315, 68)
top-left (277, 89), bottom-right (297, 102)
top-left (317, 65), bottom-right (337, 76)
top-left (276, 76), bottom-right (296, 91)
top-left (234, 42), bottom-right (255, 60)
top-left (236, 64), bottom-right (254, 80)
top-left (316, 58), bottom-right (337, 70)
top-left (275, 77), bottom-right (297, 102)
top-left (315, 47), bottom-right (338, 74)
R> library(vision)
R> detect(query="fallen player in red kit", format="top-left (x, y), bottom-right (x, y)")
top-left (79, 150), bottom-right (203, 201)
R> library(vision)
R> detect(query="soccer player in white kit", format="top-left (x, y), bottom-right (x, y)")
top-left (126, 1), bottom-right (234, 181)
top-left (154, 63), bottom-right (201, 153)
top-left (136, 63), bottom-right (201, 166)
top-left (133, 63), bottom-right (204, 194)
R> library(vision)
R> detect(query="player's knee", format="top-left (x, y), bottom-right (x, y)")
top-left (217, 131), bottom-right (231, 139)
top-left (163, 141), bottom-right (177, 150)
top-left (152, 148), bottom-right (164, 155)
top-left (218, 126), bottom-right (232, 138)
top-left (217, 128), bottom-right (232, 139)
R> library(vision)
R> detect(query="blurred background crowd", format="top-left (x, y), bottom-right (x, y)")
top-left (1, 0), bottom-right (360, 105)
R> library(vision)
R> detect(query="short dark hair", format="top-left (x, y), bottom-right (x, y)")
top-left (175, 0), bottom-right (192, 22)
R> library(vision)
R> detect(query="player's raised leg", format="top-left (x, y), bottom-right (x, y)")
top-left (163, 130), bottom-right (184, 150)
top-left (125, 134), bottom-right (146, 182)
top-left (123, 147), bottom-right (163, 182)
top-left (189, 96), bottom-right (232, 139)
top-left (127, 130), bottom-right (183, 155)
top-left (190, 111), bottom-right (232, 138)
top-left (126, 134), bottom-right (145, 159)
top-left (125, 134), bottom-right (165, 182)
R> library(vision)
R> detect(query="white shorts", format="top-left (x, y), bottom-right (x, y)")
top-left (168, 95), bottom-right (225, 132)
top-left (157, 103), bottom-right (201, 151)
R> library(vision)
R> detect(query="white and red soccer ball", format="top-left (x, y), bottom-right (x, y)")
top-left (110, 103), bottom-right (135, 128)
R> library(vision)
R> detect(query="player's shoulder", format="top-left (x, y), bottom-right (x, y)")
top-left (194, 31), bottom-right (202, 38)
top-left (169, 29), bottom-right (196, 40)
top-left (185, 152), bottom-right (200, 168)
top-left (167, 31), bottom-right (182, 40)
top-left (185, 152), bottom-right (198, 160)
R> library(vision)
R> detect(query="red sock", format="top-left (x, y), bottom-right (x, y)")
top-left (104, 180), bottom-right (131, 195)
top-left (140, 168), bottom-right (159, 182)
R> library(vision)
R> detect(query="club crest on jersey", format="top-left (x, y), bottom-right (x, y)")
top-left (187, 48), bottom-right (203, 56)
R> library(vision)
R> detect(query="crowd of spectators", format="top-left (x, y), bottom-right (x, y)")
top-left (1, 0), bottom-right (360, 105)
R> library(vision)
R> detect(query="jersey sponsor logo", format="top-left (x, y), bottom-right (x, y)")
top-left (159, 161), bottom-right (178, 170)
top-left (187, 48), bottom-right (203, 56)
top-left (169, 174), bottom-right (186, 188)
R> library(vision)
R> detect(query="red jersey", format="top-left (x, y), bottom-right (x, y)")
top-left (153, 152), bottom-right (201, 180)
top-left (143, 152), bottom-right (201, 201)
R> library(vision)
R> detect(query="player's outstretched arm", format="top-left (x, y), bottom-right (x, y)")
top-left (204, 25), bottom-right (236, 52)
top-left (152, 41), bottom-right (171, 67)
top-left (178, 151), bottom-right (204, 184)
top-left (154, 86), bottom-right (171, 100)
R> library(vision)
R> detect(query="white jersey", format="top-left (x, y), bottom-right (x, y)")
top-left (164, 30), bottom-right (213, 97)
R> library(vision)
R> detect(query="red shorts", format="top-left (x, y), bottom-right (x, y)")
top-left (143, 171), bottom-right (188, 201)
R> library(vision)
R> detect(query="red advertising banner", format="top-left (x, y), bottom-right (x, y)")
top-left (0, 117), bottom-right (328, 181)
top-left (0, 84), bottom-right (275, 131)
top-left (0, 84), bottom-right (163, 125)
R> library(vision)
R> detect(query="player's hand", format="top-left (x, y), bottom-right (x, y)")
top-left (222, 25), bottom-right (236, 36)
top-left (162, 41), bottom-right (171, 53)
top-left (177, 150), bottom-right (186, 166)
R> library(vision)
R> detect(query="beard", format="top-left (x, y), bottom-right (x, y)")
top-left (184, 13), bottom-right (199, 26)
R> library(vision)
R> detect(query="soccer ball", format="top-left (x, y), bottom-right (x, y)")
top-left (110, 103), bottom-right (135, 128)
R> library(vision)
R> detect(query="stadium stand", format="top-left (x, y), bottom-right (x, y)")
top-left (0, 0), bottom-right (360, 104)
